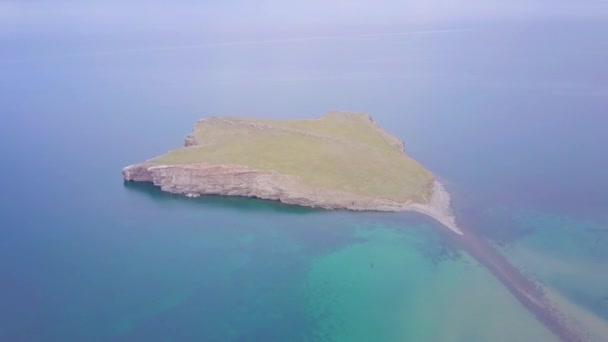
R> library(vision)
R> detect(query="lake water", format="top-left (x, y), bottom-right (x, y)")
top-left (1, 18), bottom-right (607, 341)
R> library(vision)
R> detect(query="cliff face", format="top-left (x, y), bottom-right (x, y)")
top-left (122, 162), bottom-right (409, 211)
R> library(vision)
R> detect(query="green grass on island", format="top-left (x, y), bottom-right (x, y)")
top-left (153, 112), bottom-right (434, 203)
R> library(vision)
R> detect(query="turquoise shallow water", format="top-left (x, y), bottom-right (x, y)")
top-left (0, 182), bottom-right (557, 341)
top-left (495, 208), bottom-right (608, 340)
top-left (1, 19), bottom-right (607, 341)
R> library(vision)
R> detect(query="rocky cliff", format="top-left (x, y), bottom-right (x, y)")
top-left (122, 162), bottom-right (410, 212)
top-left (122, 112), bottom-right (462, 235)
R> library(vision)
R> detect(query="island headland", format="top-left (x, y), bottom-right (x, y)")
top-left (122, 112), bottom-right (462, 235)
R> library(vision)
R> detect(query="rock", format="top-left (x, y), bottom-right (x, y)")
top-left (184, 135), bottom-right (198, 147)
top-left (122, 163), bottom-right (408, 212)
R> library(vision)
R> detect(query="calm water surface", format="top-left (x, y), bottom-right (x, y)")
top-left (1, 19), bottom-right (607, 341)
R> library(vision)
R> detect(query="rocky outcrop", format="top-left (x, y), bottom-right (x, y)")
top-left (184, 134), bottom-right (198, 147)
top-left (122, 162), bottom-right (411, 212)
top-left (122, 162), bottom-right (463, 235)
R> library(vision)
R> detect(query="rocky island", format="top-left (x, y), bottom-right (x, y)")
top-left (122, 111), bottom-right (462, 235)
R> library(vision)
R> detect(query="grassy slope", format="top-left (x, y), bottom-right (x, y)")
top-left (153, 112), bottom-right (433, 203)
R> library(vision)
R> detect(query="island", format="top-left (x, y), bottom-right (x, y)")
top-left (122, 111), bottom-right (462, 235)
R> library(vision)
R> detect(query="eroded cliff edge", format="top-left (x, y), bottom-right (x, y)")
top-left (122, 112), bottom-right (462, 235)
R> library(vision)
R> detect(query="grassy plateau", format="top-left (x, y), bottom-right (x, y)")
top-left (153, 112), bottom-right (434, 203)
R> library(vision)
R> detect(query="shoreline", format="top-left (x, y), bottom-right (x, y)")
top-left (123, 163), bottom-right (462, 235)
top-left (405, 180), bottom-right (463, 235)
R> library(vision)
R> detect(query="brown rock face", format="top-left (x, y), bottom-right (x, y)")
top-left (122, 162), bottom-right (408, 211)
top-left (183, 135), bottom-right (198, 147)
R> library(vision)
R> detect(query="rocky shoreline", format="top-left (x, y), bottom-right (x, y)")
top-left (122, 162), bottom-right (463, 235)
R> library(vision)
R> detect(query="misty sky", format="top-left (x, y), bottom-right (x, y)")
top-left (2, 1), bottom-right (607, 52)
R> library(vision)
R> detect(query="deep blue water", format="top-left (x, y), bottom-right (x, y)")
top-left (1, 18), bottom-right (607, 341)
